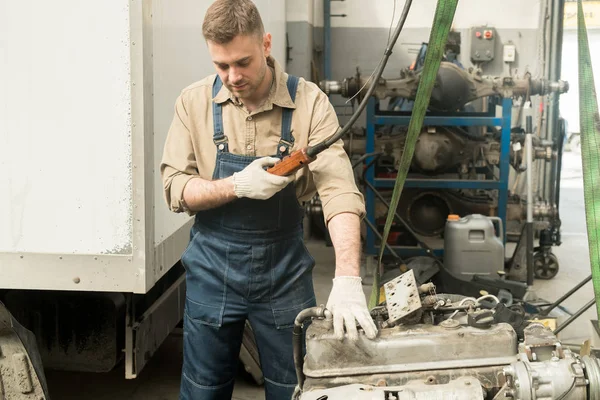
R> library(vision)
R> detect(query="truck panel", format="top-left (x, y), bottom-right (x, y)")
top-left (0, 1), bottom-right (133, 255)
top-left (0, 0), bottom-right (287, 294)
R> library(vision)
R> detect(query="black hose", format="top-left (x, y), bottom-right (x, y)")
top-left (307, 0), bottom-right (414, 158)
top-left (351, 152), bottom-right (383, 170)
top-left (293, 306), bottom-right (328, 393)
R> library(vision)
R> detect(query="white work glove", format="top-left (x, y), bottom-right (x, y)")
top-left (326, 276), bottom-right (378, 341)
top-left (232, 157), bottom-right (295, 200)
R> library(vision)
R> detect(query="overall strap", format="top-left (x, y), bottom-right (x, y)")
top-left (277, 75), bottom-right (299, 158)
top-left (212, 75), bottom-right (229, 152)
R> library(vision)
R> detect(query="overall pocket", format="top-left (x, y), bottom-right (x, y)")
top-left (182, 231), bottom-right (229, 327)
top-left (184, 296), bottom-right (224, 328)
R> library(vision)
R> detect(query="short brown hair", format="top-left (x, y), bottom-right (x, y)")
top-left (202, 0), bottom-right (265, 44)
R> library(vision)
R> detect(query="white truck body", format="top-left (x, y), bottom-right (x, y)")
top-left (0, 0), bottom-right (286, 294)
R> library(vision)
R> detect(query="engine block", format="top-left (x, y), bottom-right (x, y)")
top-left (295, 271), bottom-right (600, 399)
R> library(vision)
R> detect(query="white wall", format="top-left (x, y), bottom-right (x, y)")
top-left (258, 0), bottom-right (287, 64)
top-left (0, 0), bottom-right (133, 254)
top-left (560, 29), bottom-right (600, 134)
top-left (287, 0), bottom-right (314, 24)
top-left (320, 0), bottom-right (541, 29)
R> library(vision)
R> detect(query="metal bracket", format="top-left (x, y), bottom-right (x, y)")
top-left (384, 270), bottom-right (422, 324)
top-left (125, 274), bottom-right (186, 379)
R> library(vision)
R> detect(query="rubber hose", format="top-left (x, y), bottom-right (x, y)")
top-left (293, 306), bottom-right (329, 393)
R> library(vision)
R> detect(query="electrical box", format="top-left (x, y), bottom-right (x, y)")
top-left (503, 43), bottom-right (517, 63)
top-left (470, 26), bottom-right (497, 63)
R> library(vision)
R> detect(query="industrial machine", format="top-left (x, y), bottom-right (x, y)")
top-left (293, 3), bottom-right (598, 396)
top-left (316, 61), bottom-right (568, 281)
top-left (306, 0), bottom-right (569, 284)
top-left (293, 271), bottom-right (600, 400)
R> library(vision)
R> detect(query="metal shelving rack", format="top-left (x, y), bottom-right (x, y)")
top-left (364, 96), bottom-right (513, 258)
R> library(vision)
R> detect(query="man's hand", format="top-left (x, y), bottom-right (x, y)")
top-left (232, 157), bottom-right (295, 200)
top-left (326, 276), bottom-right (378, 340)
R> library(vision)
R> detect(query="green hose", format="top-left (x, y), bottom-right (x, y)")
top-left (369, 0), bottom-right (459, 309)
top-left (578, 0), bottom-right (600, 321)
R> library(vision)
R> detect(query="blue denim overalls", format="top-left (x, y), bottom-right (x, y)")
top-left (179, 75), bottom-right (317, 400)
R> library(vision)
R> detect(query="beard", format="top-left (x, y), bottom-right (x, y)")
top-left (227, 60), bottom-right (268, 100)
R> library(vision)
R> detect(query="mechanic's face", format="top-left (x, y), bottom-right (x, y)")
top-left (208, 33), bottom-right (271, 100)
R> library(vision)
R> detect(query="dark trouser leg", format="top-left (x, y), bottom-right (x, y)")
top-left (249, 297), bottom-right (316, 400)
top-left (248, 236), bottom-right (317, 399)
top-left (179, 302), bottom-right (245, 400)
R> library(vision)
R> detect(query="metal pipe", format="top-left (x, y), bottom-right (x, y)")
top-left (323, 0), bottom-right (331, 80)
top-left (554, 299), bottom-right (596, 335)
top-left (548, 0), bottom-right (565, 211)
top-left (540, 0), bottom-right (565, 207)
top-left (526, 116), bottom-right (535, 286)
top-left (526, 116), bottom-right (533, 222)
top-left (293, 306), bottom-right (329, 393)
top-left (539, 275), bottom-right (593, 316)
top-left (538, 0), bottom-right (552, 202)
top-left (555, 118), bottom-right (566, 213)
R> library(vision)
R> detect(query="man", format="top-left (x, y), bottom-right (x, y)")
top-left (160, 0), bottom-right (377, 398)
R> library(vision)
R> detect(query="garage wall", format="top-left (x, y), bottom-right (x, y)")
top-left (286, 0), bottom-right (545, 127)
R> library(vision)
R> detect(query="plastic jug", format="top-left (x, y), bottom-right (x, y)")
top-left (443, 214), bottom-right (504, 280)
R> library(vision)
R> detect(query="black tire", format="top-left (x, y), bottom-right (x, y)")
top-left (533, 251), bottom-right (559, 280)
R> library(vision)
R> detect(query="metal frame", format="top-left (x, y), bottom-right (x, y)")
top-left (364, 97), bottom-right (512, 257)
top-left (130, 0), bottom-right (154, 294)
top-left (0, 0), bottom-right (190, 295)
top-left (125, 274), bottom-right (186, 379)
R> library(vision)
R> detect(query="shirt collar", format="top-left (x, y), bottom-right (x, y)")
top-left (212, 56), bottom-right (297, 110)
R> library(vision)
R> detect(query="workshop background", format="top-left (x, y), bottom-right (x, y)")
top-left (2, 0), bottom-right (600, 399)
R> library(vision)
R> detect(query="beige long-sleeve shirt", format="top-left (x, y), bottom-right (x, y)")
top-left (160, 57), bottom-right (365, 223)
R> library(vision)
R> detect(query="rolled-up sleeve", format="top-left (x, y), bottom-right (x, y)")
top-left (307, 90), bottom-right (366, 223)
top-left (160, 94), bottom-right (198, 214)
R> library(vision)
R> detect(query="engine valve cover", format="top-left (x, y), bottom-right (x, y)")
top-left (304, 321), bottom-right (517, 378)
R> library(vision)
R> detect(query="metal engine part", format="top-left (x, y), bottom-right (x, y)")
top-left (321, 61), bottom-right (568, 110)
top-left (303, 320), bottom-right (517, 379)
top-left (412, 128), bottom-right (466, 173)
top-left (300, 377), bottom-right (485, 400)
top-left (349, 127), bottom-right (503, 175)
top-left (500, 323), bottom-right (596, 399)
top-left (298, 273), bottom-right (600, 400)
top-left (374, 189), bottom-right (495, 238)
top-left (405, 191), bottom-right (453, 237)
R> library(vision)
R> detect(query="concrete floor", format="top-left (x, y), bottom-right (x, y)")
top-left (43, 152), bottom-right (596, 400)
